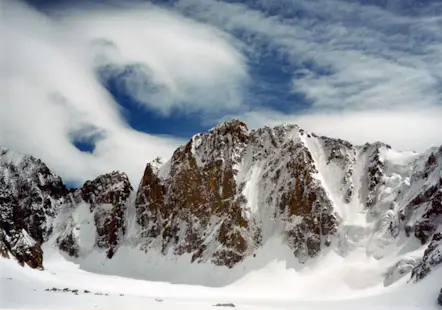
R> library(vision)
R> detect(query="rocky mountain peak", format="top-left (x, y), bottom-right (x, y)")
top-left (185, 119), bottom-right (250, 171)
top-left (0, 147), bottom-right (69, 204)
top-left (80, 171), bottom-right (132, 210)
top-left (0, 147), bottom-right (70, 269)
top-left (135, 121), bottom-right (338, 266)
top-left (208, 119), bottom-right (249, 136)
top-left (0, 148), bottom-right (135, 265)
top-left (136, 120), bottom-right (256, 267)
top-left (57, 171), bottom-right (133, 259)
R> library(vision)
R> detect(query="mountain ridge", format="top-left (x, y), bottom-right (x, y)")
top-left (0, 120), bottom-right (441, 302)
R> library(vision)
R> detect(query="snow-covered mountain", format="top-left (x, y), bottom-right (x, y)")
top-left (136, 120), bottom-right (441, 280)
top-left (0, 147), bottom-right (132, 268)
top-left (1, 120), bottom-right (441, 306)
top-left (0, 147), bottom-right (70, 269)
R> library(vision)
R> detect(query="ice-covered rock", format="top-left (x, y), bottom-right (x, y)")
top-left (0, 148), bottom-right (69, 268)
top-left (0, 147), bottom-right (133, 265)
top-left (57, 171), bottom-right (133, 259)
top-left (411, 232), bottom-right (442, 282)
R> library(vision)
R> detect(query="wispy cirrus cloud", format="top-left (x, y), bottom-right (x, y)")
top-left (174, 0), bottom-right (442, 110)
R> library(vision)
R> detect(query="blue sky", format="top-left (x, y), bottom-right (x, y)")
top-left (1, 0), bottom-right (442, 185)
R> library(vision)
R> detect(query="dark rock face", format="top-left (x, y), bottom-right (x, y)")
top-left (0, 189), bottom-right (43, 269)
top-left (0, 148), bottom-right (70, 269)
top-left (135, 121), bottom-right (338, 266)
top-left (404, 147), bottom-right (442, 282)
top-left (82, 171), bottom-right (132, 258)
top-left (58, 232), bottom-right (79, 258)
top-left (0, 148), bottom-right (69, 244)
top-left (320, 136), bottom-right (355, 204)
top-left (136, 163), bottom-right (165, 231)
top-left (411, 233), bottom-right (442, 282)
top-left (136, 120), bottom-right (260, 267)
top-left (0, 147), bottom-right (133, 267)
top-left (57, 171), bottom-right (133, 259)
top-left (265, 135), bottom-right (337, 261)
top-left (361, 142), bottom-right (390, 209)
top-left (438, 288), bottom-right (442, 306)
top-left (406, 148), bottom-right (442, 245)
top-left (412, 185), bottom-right (442, 245)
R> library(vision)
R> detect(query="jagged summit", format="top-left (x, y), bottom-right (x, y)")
top-left (1, 147), bottom-right (70, 268)
top-left (0, 147), bottom-right (133, 266)
top-left (208, 119), bottom-right (249, 133)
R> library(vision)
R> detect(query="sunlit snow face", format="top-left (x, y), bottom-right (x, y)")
top-left (1, 0), bottom-right (442, 186)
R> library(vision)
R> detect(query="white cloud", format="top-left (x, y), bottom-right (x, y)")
top-left (175, 0), bottom-right (442, 110)
top-left (62, 2), bottom-right (248, 115)
top-left (0, 0), bottom-right (246, 185)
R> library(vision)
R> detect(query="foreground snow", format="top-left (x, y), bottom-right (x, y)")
top-left (1, 247), bottom-right (441, 310)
